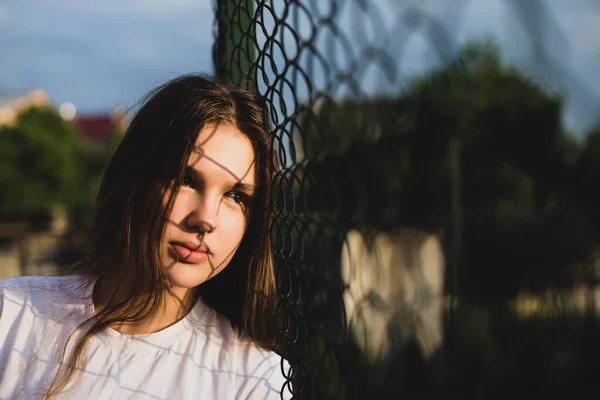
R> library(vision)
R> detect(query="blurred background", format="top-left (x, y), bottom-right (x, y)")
top-left (0, 0), bottom-right (213, 276)
top-left (3, 0), bottom-right (600, 398)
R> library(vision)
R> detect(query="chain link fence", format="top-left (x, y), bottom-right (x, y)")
top-left (3, 0), bottom-right (598, 399)
top-left (214, 0), bottom-right (600, 399)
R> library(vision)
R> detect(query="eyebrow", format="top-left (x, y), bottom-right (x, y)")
top-left (186, 166), bottom-right (255, 194)
top-left (232, 181), bottom-right (256, 194)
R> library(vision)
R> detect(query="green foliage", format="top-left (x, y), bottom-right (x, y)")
top-left (407, 40), bottom-right (566, 217)
top-left (573, 129), bottom-right (600, 236)
top-left (297, 39), bottom-right (599, 301)
top-left (283, 39), bottom-right (600, 398)
top-left (436, 307), bottom-right (600, 399)
top-left (0, 107), bottom-right (81, 215)
top-left (0, 107), bottom-right (116, 219)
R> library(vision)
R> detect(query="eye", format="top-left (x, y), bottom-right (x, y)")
top-left (226, 191), bottom-right (250, 206)
top-left (182, 168), bottom-right (195, 188)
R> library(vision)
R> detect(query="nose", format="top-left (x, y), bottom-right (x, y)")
top-left (185, 194), bottom-right (218, 234)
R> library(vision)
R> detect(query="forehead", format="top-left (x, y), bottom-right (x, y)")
top-left (188, 122), bottom-right (255, 184)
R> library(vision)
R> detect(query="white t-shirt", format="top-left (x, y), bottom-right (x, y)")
top-left (0, 275), bottom-right (291, 399)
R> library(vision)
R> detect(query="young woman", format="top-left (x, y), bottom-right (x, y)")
top-left (0, 75), bottom-right (291, 399)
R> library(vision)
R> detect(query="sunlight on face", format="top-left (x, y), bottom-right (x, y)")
top-left (161, 122), bottom-right (256, 294)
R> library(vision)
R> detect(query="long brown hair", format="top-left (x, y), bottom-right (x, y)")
top-left (46, 74), bottom-right (278, 398)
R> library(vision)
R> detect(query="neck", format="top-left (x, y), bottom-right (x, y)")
top-left (93, 275), bottom-right (195, 335)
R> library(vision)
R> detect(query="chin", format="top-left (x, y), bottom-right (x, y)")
top-left (166, 261), bottom-right (214, 290)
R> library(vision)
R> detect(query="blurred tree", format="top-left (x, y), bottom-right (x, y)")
top-left (0, 107), bottom-right (112, 220)
top-left (573, 129), bottom-right (600, 236)
top-left (405, 40), bottom-right (567, 223)
top-left (296, 40), bottom-right (596, 306)
top-left (0, 107), bottom-right (82, 217)
top-left (402, 41), bottom-right (594, 303)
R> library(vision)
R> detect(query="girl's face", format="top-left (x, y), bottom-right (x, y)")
top-left (161, 122), bottom-right (256, 295)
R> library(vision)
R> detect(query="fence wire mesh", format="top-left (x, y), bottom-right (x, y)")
top-left (214, 1), bottom-right (600, 399)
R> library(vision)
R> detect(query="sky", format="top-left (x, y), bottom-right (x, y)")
top-left (1, 0), bottom-right (599, 135)
top-left (0, 0), bottom-right (214, 112)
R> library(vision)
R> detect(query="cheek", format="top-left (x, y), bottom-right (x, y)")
top-left (219, 209), bottom-right (248, 239)
top-left (167, 191), bottom-right (190, 223)
top-left (161, 192), bottom-right (189, 244)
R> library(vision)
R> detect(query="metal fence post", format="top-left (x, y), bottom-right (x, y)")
top-left (214, 0), bottom-right (257, 89)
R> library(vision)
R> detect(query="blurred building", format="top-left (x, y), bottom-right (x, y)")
top-left (0, 88), bottom-right (127, 139)
top-left (74, 108), bottom-right (128, 142)
top-left (0, 88), bottom-right (50, 126)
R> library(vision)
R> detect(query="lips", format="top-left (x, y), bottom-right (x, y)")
top-left (170, 242), bottom-right (210, 264)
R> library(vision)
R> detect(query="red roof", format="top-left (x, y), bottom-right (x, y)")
top-left (74, 115), bottom-right (117, 141)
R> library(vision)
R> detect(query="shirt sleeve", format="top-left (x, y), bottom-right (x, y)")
top-left (235, 349), bottom-right (293, 400)
top-left (0, 285), bottom-right (4, 318)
